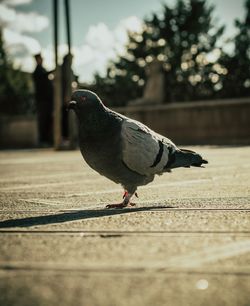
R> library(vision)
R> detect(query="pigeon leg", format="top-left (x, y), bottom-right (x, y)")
top-left (106, 192), bottom-right (135, 209)
top-left (122, 190), bottom-right (128, 199)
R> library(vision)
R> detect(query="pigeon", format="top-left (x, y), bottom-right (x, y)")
top-left (68, 89), bottom-right (208, 209)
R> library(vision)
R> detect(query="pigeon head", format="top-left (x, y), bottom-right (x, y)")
top-left (68, 90), bottom-right (104, 115)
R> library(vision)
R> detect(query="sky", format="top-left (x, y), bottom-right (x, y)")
top-left (0, 0), bottom-right (246, 83)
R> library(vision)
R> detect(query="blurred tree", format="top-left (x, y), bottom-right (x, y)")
top-left (93, 0), bottom-right (225, 106)
top-left (220, 0), bottom-right (250, 98)
top-left (0, 28), bottom-right (32, 115)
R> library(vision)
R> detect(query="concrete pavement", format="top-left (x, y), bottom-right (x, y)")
top-left (0, 146), bottom-right (249, 306)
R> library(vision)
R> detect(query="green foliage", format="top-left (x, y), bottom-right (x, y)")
top-left (94, 0), bottom-right (227, 106)
top-left (94, 0), bottom-right (250, 106)
top-left (0, 29), bottom-right (32, 115)
top-left (219, 0), bottom-right (250, 97)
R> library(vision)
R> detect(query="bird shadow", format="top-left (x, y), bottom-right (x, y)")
top-left (0, 205), bottom-right (171, 228)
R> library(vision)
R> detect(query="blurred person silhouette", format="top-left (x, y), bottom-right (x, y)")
top-left (33, 53), bottom-right (54, 146)
top-left (61, 53), bottom-right (78, 141)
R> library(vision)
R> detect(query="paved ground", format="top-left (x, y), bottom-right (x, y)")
top-left (0, 146), bottom-right (249, 306)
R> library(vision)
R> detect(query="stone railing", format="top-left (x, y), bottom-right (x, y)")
top-left (114, 97), bottom-right (250, 145)
top-left (0, 115), bottom-right (38, 148)
top-left (0, 97), bottom-right (249, 148)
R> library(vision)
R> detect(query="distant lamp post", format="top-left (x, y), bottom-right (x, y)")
top-left (65, 0), bottom-right (71, 53)
top-left (64, 0), bottom-right (78, 149)
top-left (52, 0), bottom-right (76, 150)
top-left (53, 0), bottom-right (62, 150)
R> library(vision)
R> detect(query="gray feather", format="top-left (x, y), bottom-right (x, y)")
top-left (166, 148), bottom-right (208, 169)
top-left (121, 119), bottom-right (177, 176)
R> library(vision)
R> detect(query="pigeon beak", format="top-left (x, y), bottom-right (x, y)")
top-left (67, 100), bottom-right (77, 111)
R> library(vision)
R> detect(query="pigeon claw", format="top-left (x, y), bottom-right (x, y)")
top-left (128, 202), bottom-right (136, 207)
top-left (106, 191), bottom-right (137, 209)
top-left (106, 203), bottom-right (127, 209)
top-left (105, 202), bottom-right (137, 209)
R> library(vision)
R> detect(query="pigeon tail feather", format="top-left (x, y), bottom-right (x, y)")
top-left (167, 148), bottom-right (208, 169)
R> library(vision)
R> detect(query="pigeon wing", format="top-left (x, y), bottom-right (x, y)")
top-left (121, 119), bottom-right (176, 176)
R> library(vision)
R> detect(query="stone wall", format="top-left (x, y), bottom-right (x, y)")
top-left (0, 115), bottom-right (38, 148)
top-left (114, 98), bottom-right (250, 145)
top-left (0, 98), bottom-right (249, 148)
